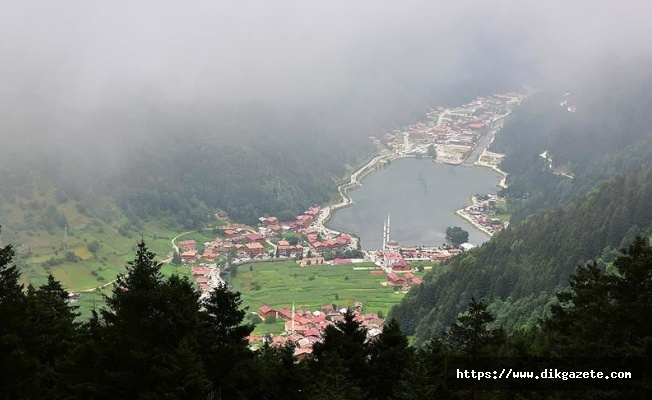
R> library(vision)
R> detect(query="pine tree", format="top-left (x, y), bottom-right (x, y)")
top-left (198, 282), bottom-right (254, 397)
top-left (98, 239), bottom-right (208, 398)
top-left (16, 275), bottom-right (80, 398)
top-left (311, 309), bottom-right (368, 390)
top-left (542, 236), bottom-right (652, 357)
top-left (444, 297), bottom-right (505, 357)
top-left (395, 340), bottom-right (451, 400)
top-left (366, 318), bottom-right (412, 400)
top-left (0, 226), bottom-right (26, 398)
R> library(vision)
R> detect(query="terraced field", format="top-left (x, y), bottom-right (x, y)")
top-left (228, 260), bottom-right (420, 335)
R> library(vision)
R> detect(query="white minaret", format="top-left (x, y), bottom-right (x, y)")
top-left (291, 302), bottom-right (295, 334)
top-left (387, 214), bottom-right (390, 244)
top-left (382, 219), bottom-right (387, 252)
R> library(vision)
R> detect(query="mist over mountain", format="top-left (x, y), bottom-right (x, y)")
top-left (3, 0), bottom-right (650, 158)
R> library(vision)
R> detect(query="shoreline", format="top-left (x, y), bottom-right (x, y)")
top-left (318, 153), bottom-right (504, 248)
top-left (316, 98), bottom-right (519, 247)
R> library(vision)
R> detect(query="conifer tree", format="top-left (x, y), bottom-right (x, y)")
top-left (98, 239), bottom-right (208, 398)
top-left (311, 309), bottom-right (368, 391)
top-left (0, 226), bottom-right (26, 397)
top-left (16, 275), bottom-right (80, 398)
top-left (198, 282), bottom-right (254, 398)
top-left (444, 297), bottom-right (505, 357)
top-left (543, 236), bottom-right (652, 357)
top-left (366, 318), bottom-right (412, 400)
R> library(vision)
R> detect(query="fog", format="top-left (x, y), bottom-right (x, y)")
top-left (1, 0), bottom-right (651, 158)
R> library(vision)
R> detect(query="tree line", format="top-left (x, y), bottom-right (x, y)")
top-left (1, 226), bottom-right (649, 398)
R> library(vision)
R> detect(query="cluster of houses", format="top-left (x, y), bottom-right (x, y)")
top-left (374, 242), bottom-right (461, 266)
top-left (374, 251), bottom-right (427, 290)
top-left (190, 263), bottom-right (221, 293)
top-left (305, 232), bottom-right (353, 255)
top-left (178, 229), bottom-right (270, 264)
top-left (255, 205), bottom-right (354, 257)
top-left (175, 203), bottom-right (357, 268)
top-left (256, 207), bottom-right (320, 239)
top-left (250, 304), bottom-right (384, 361)
top-left (456, 194), bottom-right (506, 236)
top-left (396, 246), bottom-right (461, 262)
top-left (386, 272), bottom-right (423, 289)
top-left (376, 93), bottom-right (524, 163)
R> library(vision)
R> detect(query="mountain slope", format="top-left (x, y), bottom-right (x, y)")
top-left (391, 167), bottom-right (652, 343)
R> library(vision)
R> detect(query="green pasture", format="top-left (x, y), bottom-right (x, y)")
top-left (229, 260), bottom-right (412, 335)
top-left (12, 211), bottom-right (181, 292)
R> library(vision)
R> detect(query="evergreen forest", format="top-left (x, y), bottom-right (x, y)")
top-left (1, 230), bottom-right (649, 399)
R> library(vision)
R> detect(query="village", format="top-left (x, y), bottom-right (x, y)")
top-left (249, 303), bottom-right (384, 360)
top-left (171, 93), bottom-right (522, 358)
top-left (455, 193), bottom-right (509, 236)
top-left (374, 92), bottom-right (525, 164)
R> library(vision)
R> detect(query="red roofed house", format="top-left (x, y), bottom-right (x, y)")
top-left (266, 217), bottom-right (279, 225)
top-left (392, 260), bottom-right (411, 272)
top-left (178, 240), bottom-right (196, 251)
top-left (246, 242), bottom-right (265, 257)
top-left (294, 348), bottom-right (313, 362)
top-left (259, 305), bottom-right (277, 320)
top-left (277, 307), bottom-right (293, 320)
top-left (245, 233), bottom-right (265, 243)
top-left (181, 250), bottom-right (200, 263)
top-left (411, 277), bottom-right (423, 285)
top-left (191, 266), bottom-right (210, 276)
top-left (194, 276), bottom-right (208, 285)
top-left (387, 273), bottom-right (405, 286)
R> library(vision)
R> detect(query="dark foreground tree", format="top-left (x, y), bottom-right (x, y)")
top-left (310, 309), bottom-right (368, 397)
top-left (0, 226), bottom-right (26, 397)
top-left (97, 239), bottom-right (209, 399)
top-left (543, 235), bottom-right (652, 357)
top-left (198, 282), bottom-right (254, 398)
top-left (444, 297), bottom-right (505, 357)
top-left (16, 275), bottom-right (80, 398)
top-left (366, 318), bottom-right (412, 400)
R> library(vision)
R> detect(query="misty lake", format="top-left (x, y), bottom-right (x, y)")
top-left (327, 158), bottom-right (501, 250)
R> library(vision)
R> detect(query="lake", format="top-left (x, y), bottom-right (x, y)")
top-left (327, 158), bottom-right (501, 249)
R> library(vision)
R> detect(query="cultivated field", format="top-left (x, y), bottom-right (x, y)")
top-left (229, 260), bottom-right (413, 335)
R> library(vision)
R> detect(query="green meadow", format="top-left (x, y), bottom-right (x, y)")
top-left (229, 260), bottom-right (418, 335)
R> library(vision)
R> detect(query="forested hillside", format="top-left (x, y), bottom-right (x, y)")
top-left (391, 70), bottom-right (652, 343)
top-left (491, 69), bottom-right (652, 222)
top-left (391, 168), bottom-right (652, 342)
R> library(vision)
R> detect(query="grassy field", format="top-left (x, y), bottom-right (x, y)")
top-left (229, 260), bottom-right (423, 335)
top-left (1, 191), bottom-right (189, 292)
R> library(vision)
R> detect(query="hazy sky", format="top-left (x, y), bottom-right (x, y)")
top-left (1, 0), bottom-right (651, 150)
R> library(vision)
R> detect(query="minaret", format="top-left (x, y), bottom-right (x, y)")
top-left (291, 302), bottom-right (295, 334)
top-left (387, 214), bottom-right (390, 244)
top-left (382, 219), bottom-right (387, 252)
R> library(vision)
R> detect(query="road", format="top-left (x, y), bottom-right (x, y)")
top-left (462, 114), bottom-right (509, 165)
